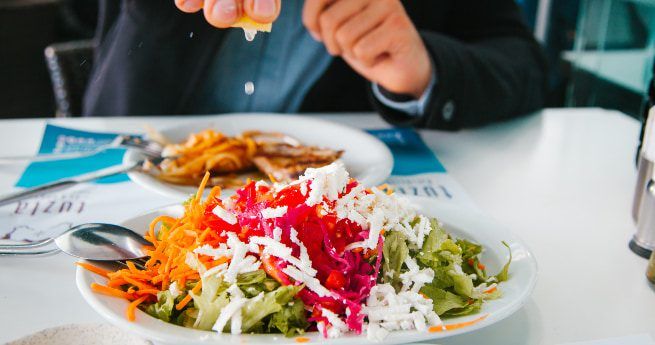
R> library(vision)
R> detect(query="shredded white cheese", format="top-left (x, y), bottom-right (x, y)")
top-left (321, 308), bottom-right (349, 338)
top-left (261, 206), bottom-right (288, 219)
top-left (212, 284), bottom-right (247, 334)
top-left (250, 236), bottom-right (317, 277)
top-left (289, 227), bottom-right (312, 270)
top-left (363, 284), bottom-right (442, 340)
top-left (222, 233), bottom-right (261, 283)
top-left (299, 161), bottom-right (349, 206)
top-left (282, 265), bottom-right (332, 297)
top-left (272, 227), bottom-right (283, 242)
top-left (168, 281), bottom-right (181, 298)
top-left (194, 243), bottom-right (232, 259)
top-left (212, 204), bottom-right (237, 225)
top-left (400, 257), bottom-right (435, 292)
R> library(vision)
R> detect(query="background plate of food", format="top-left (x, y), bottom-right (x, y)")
top-left (76, 164), bottom-right (537, 345)
top-left (124, 114), bottom-right (393, 200)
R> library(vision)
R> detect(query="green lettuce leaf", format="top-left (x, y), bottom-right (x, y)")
top-left (493, 241), bottom-right (512, 282)
top-left (237, 271), bottom-right (280, 298)
top-left (268, 300), bottom-right (310, 336)
top-left (382, 231), bottom-right (409, 290)
top-left (190, 274), bottom-right (230, 330)
top-left (176, 307), bottom-right (199, 328)
top-left (444, 299), bottom-right (483, 317)
top-left (457, 239), bottom-right (483, 260)
top-left (237, 270), bottom-right (266, 286)
top-left (145, 290), bottom-right (175, 322)
top-left (448, 268), bottom-right (472, 297)
top-left (240, 285), bottom-right (302, 332)
top-left (420, 284), bottom-right (468, 315)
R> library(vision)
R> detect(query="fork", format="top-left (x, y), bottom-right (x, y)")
top-left (0, 156), bottom-right (166, 207)
top-left (0, 135), bottom-right (163, 164)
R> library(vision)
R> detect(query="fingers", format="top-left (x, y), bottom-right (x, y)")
top-left (317, 0), bottom-right (368, 55)
top-left (175, 0), bottom-right (204, 13)
top-left (244, 0), bottom-right (281, 24)
top-left (203, 0), bottom-right (242, 28)
top-left (333, 2), bottom-right (387, 55)
top-left (302, 0), bottom-right (333, 40)
top-left (200, 0), bottom-right (280, 29)
top-left (349, 19), bottom-right (396, 68)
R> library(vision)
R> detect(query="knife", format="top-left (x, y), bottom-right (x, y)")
top-left (0, 160), bottom-right (148, 207)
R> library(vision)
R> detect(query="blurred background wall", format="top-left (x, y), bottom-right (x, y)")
top-left (0, 0), bottom-right (96, 118)
top-left (0, 0), bottom-right (652, 119)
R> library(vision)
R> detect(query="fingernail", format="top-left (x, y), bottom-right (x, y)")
top-left (253, 0), bottom-right (276, 18)
top-left (180, 0), bottom-right (202, 11)
top-left (214, 0), bottom-right (237, 22)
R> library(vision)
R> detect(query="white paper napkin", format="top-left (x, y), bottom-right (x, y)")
top-left (6, 324), bottom-right (151, 345)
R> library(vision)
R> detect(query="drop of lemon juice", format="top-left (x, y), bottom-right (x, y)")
top-left (243, 28), bottom-right (256, 95)
top-left (244, 29), bottom-right (257, 42)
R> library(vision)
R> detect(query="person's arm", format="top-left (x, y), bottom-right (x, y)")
top-left (371, 75), bottom-right (435, 117)
top-left (302, 0), bottom-right (546, 130)
top-left (370, 2), bottom-right (548, 130)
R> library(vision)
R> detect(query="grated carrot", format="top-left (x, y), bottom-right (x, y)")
top-left (107, 279), bottom-right (129, 288)
top-left (175, 281), bottom-right (202, 311)
top-left (86, 172), bottom-right (229, 322)
top-left (126, 261), bottom-right (140, 273)
top-left (76, 262), bottom-right (110, 278)
top-left (208, 186), bottom-right (222, 200)
top-left (122, 276), bottom-right (156, 291)
top-left (428, 314), bottom-right (488, 333)
top-left (135, 289), bottom-right (161, 296)
top-left (91, 283), bottom-right (132, 300)
top-left (194, 171), bottom-right (211, 204)
top-left (126, 296), bottom-right (148, 322)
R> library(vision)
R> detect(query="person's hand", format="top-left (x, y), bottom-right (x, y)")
top-left (303, 0), bottom-right (432, 99)
top-left (174, 0), bottom-right (281, 28)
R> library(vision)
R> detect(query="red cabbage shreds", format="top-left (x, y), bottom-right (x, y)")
top-left (226, 179), bottom-right (379, 336)
top-left (344, 300), bottom-right (365, 333)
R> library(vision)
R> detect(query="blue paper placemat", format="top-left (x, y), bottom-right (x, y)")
top-left (15, 124), bottom-right (130, 187)
top-left (366, 128), bottom-right (446, 175)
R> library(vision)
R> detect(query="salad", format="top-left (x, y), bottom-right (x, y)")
top-left (81, 162), bottom-right (510, 341)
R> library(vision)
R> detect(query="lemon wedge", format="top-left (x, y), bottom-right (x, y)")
top-left (231, 16), bottom-right (272, 32)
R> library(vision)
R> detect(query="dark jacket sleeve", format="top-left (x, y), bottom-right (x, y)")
top-left (83, 0), bottom-right (223, 116)
top-left (373, 1), bottom-right (548, 130)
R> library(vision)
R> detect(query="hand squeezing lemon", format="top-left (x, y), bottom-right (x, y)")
top-left (175, 0), bottom-right (433, 100)
top-left (174, 0), bottom-right (279, 35)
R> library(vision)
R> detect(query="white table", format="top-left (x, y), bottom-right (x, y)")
top-left (0, 108), bottom-right (653, 345)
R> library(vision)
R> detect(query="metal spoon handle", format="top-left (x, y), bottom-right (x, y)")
top-left (0, 238), bottom-right (54, 250)
top-left (0, 248), bottom-right (60, 257)
top-left (0, 162), bottom-right (139, 207)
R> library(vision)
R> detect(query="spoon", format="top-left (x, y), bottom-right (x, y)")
top-left (0, 223), bottom-right (151, 261)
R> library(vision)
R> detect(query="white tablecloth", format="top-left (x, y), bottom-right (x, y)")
top-left (0, 108), bottom-right (653, 345)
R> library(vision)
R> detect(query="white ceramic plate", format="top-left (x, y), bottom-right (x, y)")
top-left (124, 114), bottom-right (393, 200)
top-left (76, 197), bottom-right (537, 345)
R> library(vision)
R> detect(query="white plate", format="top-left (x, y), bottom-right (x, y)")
top-left (76, 197), bottom-right (537, 345)
top-left (124, 114), bottom-right (393, 200)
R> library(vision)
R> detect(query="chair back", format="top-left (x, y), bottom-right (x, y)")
top-left (44, 40), bottom-right (94, 117)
